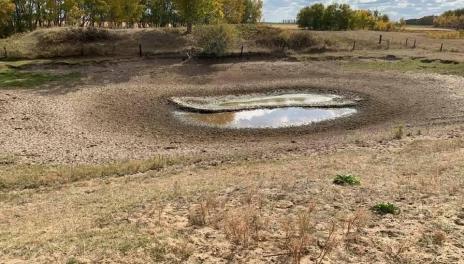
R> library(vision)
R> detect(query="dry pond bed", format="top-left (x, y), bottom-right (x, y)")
top-left (1, 57), bottom-right (464, 263)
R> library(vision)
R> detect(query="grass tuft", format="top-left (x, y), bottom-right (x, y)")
top-left (393, 125), bottom-right (404, 140)
top-left (371, 202), bottom-right (400, 215)
top-left (333, 174), bottom-right (361, 186)
top-left (66, 257), bottom-right (82, 264)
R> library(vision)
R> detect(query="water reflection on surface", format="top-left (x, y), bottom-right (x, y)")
top-left (175, 107), bottom-right (357, 129)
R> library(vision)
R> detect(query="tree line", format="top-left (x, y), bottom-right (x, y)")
top-left (405, 16), bottom-right (435, 26)
top-left (0, 0), bottom-right (263, 37)
top-left (297, 3), bottom-right (396, 31)
top-left (433, 8), bottom-right (464, 29)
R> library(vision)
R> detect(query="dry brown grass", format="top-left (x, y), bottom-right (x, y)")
top-left (427, 31), bottom-right (464, 39)
top-left (0, 27), bottom-right (193, 59)
top-left (3, 24), bottom-right (464, 60)
top-left (223, 207), bottom-right (263, 247)
top-left (1, 134), bottom-right (464, 262)
top-left (0, 155), bottom-right (176, 190)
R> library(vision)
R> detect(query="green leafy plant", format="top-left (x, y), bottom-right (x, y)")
top-left (333, 174), bottom-right (360, 186)
top-left (371, 203), bottom-right (400, 215)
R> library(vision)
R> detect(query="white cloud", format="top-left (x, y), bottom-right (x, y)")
top-left (263, 0), bottom-right (464, 22)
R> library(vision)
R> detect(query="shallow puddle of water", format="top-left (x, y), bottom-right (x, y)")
top-left (171, 93), bottom-right (357, 112)
top-left (174, 107), bottom-right (357, 129)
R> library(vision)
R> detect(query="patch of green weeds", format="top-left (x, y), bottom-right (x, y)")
top-left (333, 174), bottom-right (361, 186)
top-left (371, 202), bottom-right (400, 215)
top-left (0, 68), bottom-right (80, 88)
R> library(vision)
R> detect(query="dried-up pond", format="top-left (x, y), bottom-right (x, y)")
top-left (171, 93), bottom-right (359, 129)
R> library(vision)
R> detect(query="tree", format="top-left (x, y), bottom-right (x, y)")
top-left (351, 10), bottom-right (375, 30)
top-left (0, 0), bottom-right (15, 37)
top-left (297, 3), bottom-right (394, 31)
top-left (172, 0), bottom-right (215, 33)
top-left (242, 0), bottom-right (262, 23)
top-left (398, 18), bottom-right (406, 29)
top-left (322, 4), bottom-right (337, 30)
top-left (0, 0), bottom-right (263, 38)
top-left (335, 4), bottom-right (352, 30)
top-left (141, 0), bottom-right (177, 27)
top-left (222, 0), bottom-right (244, 24)
top-left (297, 3), bottom-right (324, 29)
top-left (434, 8), bottom-right (464, 29)
top-left (62, 0), bottom-right (84, 26)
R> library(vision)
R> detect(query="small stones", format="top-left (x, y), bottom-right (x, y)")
top-left (275, 200), bottom-right (294, 209)
top-left (455, 218), bottom-right (464, 226)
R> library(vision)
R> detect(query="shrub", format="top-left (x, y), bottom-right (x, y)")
top-left (333, 174), bottom-right (360, 186)
top-left (194, 24), bottom-right (237, 57)
top-left (223, 207), bottom-right (262, 246)
top-left (255, 29), bottom-right (320, 51)
top-left (421, 231), bottom-right (447, 246)
top-left (373, 20), bottom-right (396, 31)
top-left (371, 203), bottom-right (400, 215)
top-left (287, 31), bottom-right (319, 50)
top-left (254, 27), bottom-right (288, 50)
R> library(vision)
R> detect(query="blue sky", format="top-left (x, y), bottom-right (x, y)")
top-left (263, 0), bottom-right (464, 22)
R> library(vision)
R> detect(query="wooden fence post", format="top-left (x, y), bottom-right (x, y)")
top-left (405, 38), bottom-right (408, 47)
top-left (3, 46), bottom-right (6, 58)
top-left (352, 41), bottom-right (356, 51)
top-left (240, 44), bottom-right (244, 57)
top-left (413, 39), bottom-right (416, 49)
top-left (379, 34), bottom-right (383, 45)
top-left (440, 43), bottom-right (443, 52)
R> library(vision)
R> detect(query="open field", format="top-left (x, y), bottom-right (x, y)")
top-left (1, 26), bottom-right (464, 263)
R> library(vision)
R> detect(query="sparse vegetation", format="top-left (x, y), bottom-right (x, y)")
top-left (281, 204), bottom-right (316, 263)
top-left (223, 207), bottom-right (262, 247)
top-left (0, 68), bottom-right (80, 88)
top-left (333, 174), bottom-right (361, 186)
top-left (393, 125), bottom-right (404, 140)
top-left (427, 30), bottom-right (464, 39)
top-left (0, 156), bottom-right (176, 190)
top-left (38, 27), bottom-right (119, 45)
top-left (372, 203), bottom-right (400, 215)
top-left (344, 59), bottom-right (464, 77)
top-left (419, 230), bottom-right (447, 246)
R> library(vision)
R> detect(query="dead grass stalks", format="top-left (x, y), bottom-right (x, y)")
top-left (223, 207), bottom-right (262, 247)
top-left (0, 155), bottom-right (175, 190)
